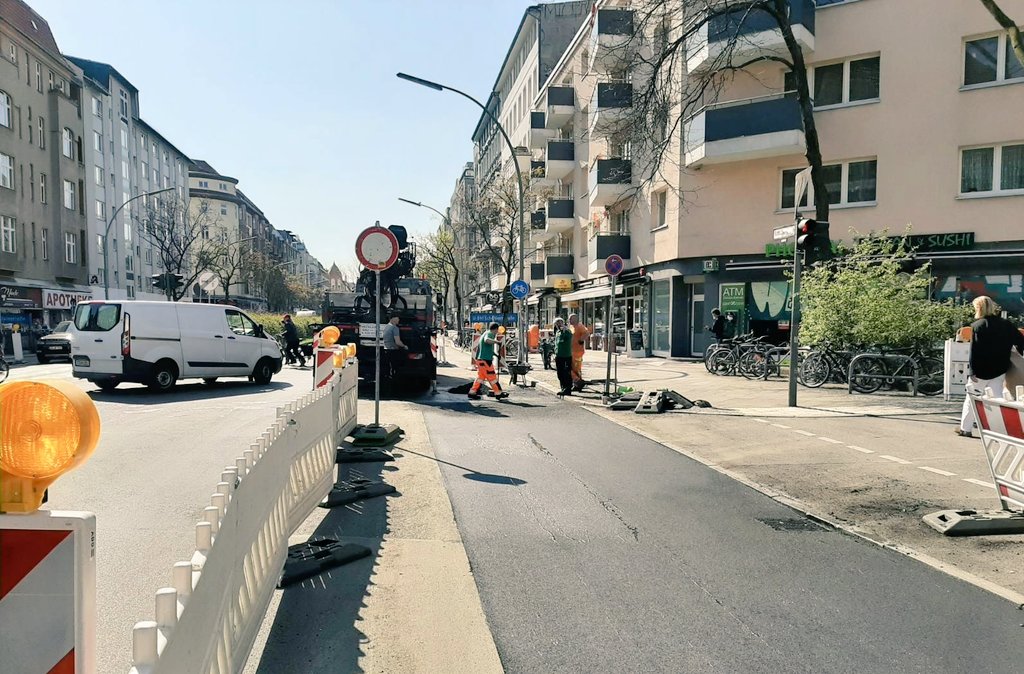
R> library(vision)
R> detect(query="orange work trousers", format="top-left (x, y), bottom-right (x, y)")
top-left (470, 359), bottom-right (503, 394)
top-left (571, 353), bottom-right (585, 386)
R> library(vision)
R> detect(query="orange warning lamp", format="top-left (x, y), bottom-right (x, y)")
top-left (347, 343), bottom-right (357, 358)
top-left (319, 325), bottom-right (341, 347)
top-left (333, 352), bottom-right (345, 368)
top-left (0, 381), bottom-right (100, 513)
top-left (497, 326), bottom-right (506, 335)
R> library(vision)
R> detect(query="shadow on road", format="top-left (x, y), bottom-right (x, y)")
top-left (397, 446), bottom-right (526, 487)
top-left (87, 380), bottom-right (293, 404)
top-left (253, 460), bottom-right (394, 674)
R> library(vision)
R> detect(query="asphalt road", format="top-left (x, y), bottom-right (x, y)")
top-left (422, 381), bottom-right (1024, 673)
top-left (14, 361), bottom-right (314, 674)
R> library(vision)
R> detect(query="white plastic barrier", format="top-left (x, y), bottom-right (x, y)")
top-left (970, 385), bottom-right (1024, 511)
top-left (129, 363), bottom-right (358, 674)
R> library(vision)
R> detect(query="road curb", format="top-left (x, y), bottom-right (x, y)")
top-left (581, 405), bottom-right (1024, 609)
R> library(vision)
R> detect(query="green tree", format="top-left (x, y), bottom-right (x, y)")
top-left (799, 230), bottom-right (971, 348)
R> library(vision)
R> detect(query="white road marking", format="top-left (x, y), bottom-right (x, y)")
top-left (818, 437), bottom-right (843, 444)
top-left (920, 466), bottom-right (957, 477)
top-left (771, 423), bottom-right (791, 429)
top-left (752, 419), bottom-right (769, 424)
top-left (848, 445), bottom-right (874, 454)
top-left (879, 455), bottom-right (911, 465)
top-left (793, 430), bottom-right (815, 436)
top-left (964, 478), bottom-right (996, 488)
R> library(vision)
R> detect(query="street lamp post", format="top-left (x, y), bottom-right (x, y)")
top-left (398, 197), bottom-right (464, 330)
top-left (396, 72), bottom-right (529, 369)
top-left (103, 187), bottom-right (174, 300)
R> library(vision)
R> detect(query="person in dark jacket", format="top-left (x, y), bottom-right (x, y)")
top-left (958, 296), bottom-right (1024, 437)
top-left (707, 309), bottom-right (725, 344)
top-left (282, 314), bottom-right (306, 367)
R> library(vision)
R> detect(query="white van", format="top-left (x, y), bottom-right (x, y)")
top-left (68, 301), bottom-right (283, 391)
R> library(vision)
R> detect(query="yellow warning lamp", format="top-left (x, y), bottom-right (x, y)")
top-left (332, 351), bottom-right (345, 368)
top-left (319, 325), bottom-right (341, 347)
top-left (0, 381), bottom-right (100, 513)
top-left (497, 326), bottom-right (506, 335)
top-left (347, 343), bottom-right (357, 358)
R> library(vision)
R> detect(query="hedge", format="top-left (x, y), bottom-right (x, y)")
top-left (249, 313), bottom-right (320, 340)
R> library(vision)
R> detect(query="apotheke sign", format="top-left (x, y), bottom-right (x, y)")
top-left (43, 289), bottom-right (92, 309)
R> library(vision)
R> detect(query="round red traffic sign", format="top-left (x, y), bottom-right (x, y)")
top-left (355, 226), bottom-right (400, 271)
top-left (605, 254), bottom-right (624, 277)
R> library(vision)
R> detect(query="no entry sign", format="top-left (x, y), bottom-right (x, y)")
top-left (355, 226), bottom-right (400, 271)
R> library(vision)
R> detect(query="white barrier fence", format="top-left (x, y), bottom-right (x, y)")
top-left (970, 385), bottom-right (1024, 511)
top-left (129, 363), bottom-right (358, 674)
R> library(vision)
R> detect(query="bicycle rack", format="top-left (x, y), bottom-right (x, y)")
top-left (847, 353), bottom-right (920, 396)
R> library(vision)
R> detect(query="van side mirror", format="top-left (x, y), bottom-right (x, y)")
top-left (255, 324), bottom-right (266, 339)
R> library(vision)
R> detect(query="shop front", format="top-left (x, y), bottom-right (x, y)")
top-left (1, 284), bottom-right (43, 354)
top-left (559, 275), bottom-right (651, 355)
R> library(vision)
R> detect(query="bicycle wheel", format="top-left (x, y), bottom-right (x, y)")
top-left (849, 356), bottom-right (886, 393)
top-left (0, 359), bottom-right (8, 383)
top-left (704, 344), bottom-right (724, 373)
top-left (915, 356), bottom-right (944, 396)
top-left (710, 349), bottom-right (736, 376)
top-left (798, 351), bottom-right (830, 388)
top-left (740, 350), bottom-right (767, 380)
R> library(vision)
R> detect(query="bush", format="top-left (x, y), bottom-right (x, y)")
top-left (249, 313), bottom-right (320, 340)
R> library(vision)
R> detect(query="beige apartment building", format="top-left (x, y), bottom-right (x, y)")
top-left (522, 0), bottom-right (1024, 358)
top-left (0, 0), bottom-right (90, 350)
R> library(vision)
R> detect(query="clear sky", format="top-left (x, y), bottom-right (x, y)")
top-left (31, 0), bottom-right (538, 270)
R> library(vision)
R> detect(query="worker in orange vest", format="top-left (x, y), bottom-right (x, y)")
top-left (469, 322), bottom-right (508, 399)
top-left (568, 313), bottom-right (590, 391)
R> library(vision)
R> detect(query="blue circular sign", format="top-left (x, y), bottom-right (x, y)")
top-left (605, 254), bottom-right (624, 277)
top-left (510, 280), bottom-right (530, 300)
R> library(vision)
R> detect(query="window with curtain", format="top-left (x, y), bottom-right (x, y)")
top-left (999, 144), bottom-right (1024, 191)
top-left (961, 147), bottom-right (995, 193)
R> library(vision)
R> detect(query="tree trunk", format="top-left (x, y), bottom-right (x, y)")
top-left (980, 0), bottom-right (1024, 69)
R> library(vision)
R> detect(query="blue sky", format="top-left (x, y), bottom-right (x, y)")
top-left (32, 0), bottom-right (538, 269)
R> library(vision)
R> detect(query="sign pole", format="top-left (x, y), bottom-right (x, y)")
top-left (374, 269), bottom-right (381, 427)
top-left (788, 226), bottom-right (802, 408)
top-left (604, 274), bottom-right (616, 403)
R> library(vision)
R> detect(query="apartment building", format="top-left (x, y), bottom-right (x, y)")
top-left (447, 161), bottom-right (476, 318)
top-left (68, 57), bottom-right (190, 303)
top-left (467, 1), bottom-right (591, 309)
top-left (523, 0), bottom-right (1024, 358)
top-left (0, 0), bottom-right (90, 345)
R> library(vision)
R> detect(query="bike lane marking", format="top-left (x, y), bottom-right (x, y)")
top-left (879, 455), bottom-right (912, 465)
top-left (848, 445), bottom-right (874, 454)
top-left (920, 466), bottom-right (957, 477)
top-left (818, 437), bottom-right (844, 444)
top-left (964, 478), bottom-right (996, 489)
top-left (793, 429), bottom-right (815, 437)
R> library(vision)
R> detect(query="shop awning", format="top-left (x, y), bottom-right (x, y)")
top-left (559, 284), bottom-right (623, 302)
top-left (2, 277), bottom-right (92, 292)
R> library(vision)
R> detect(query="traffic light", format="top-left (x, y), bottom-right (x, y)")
top-left (0, 381), bottom-right (100, 512)
top-left (171, 273), bottom-right (184, 290)
top-left (796, 219), bottom-right (832, 265)
top-left (796, 218), bottom-right (817, 251)
top-left (151, 273), bottom-right (166, 290)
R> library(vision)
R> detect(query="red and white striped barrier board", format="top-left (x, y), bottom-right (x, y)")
top-left (314, 346), bottom-right (344, 389)
top-left (970, 390), bottom-right (1024, 511)
top-left (0, 511), bottom-right (96, 673)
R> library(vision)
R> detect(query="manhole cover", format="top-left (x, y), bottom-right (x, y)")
top-left (756, 517), bottom-right (830, 532)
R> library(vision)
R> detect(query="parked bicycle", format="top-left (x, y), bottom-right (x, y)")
top-left (798, 341), bottom-right (862, 388)
top-left (847, 346), bottom-right (943, 396)
top-left (0, 353), bottom-right (9, 384)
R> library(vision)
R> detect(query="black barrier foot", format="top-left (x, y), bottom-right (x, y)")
top-left (337, 446), bottom-right (395, 463)
top-left (922, 509), bottom-right (1024, 536)
top-left (350, 423), bottom-right (403, 447)
top-left (320, 477), bottom-right (397, 508)
top-left (634, 391), bottom-right (665, 414)
top-left (278, 538), bottom-right (372, 588)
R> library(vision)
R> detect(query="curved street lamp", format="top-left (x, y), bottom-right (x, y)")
top-left (396, 72), bottom-right (529, 369)
top-left (102, 187), bottom-right (174, 300)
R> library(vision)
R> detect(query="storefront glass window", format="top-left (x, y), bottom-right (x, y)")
top-left (653, 280), bottom-right (670, 353)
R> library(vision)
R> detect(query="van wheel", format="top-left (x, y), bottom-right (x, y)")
top-left (37, 355), bottom-right (48, 364)
top-left (253, 358), bottom-right (274, 385)
top-left (97, 380), bottom-right (118, 391)
top-left (148, 361), bottom-right (178, 392)
top-left (203, 378), bottom-right (218, 385)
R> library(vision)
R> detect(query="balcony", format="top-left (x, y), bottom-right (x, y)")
top-left (530, 111), bottom-right (554, 149)
top-left (545, 86), bottom-right (576, 129)
top-left (683, 95), bottom-right (804, 168)
top-left (588, 158), bottom-right (633, 208)
top-left (531, 209), bottom-right (547, 232)
top-left (545, 254), bottom-right (575, 290)
top-left (590, 81), bottom-right (634, 136)
top-left (530, 262), bottom-right (549, 289)
top-left (587, 232), bottom-right (632, 275)
top-left (590, 8), bottom-right (635, 71)
top-left (545, 139), bottom-right (576, 181)
top-left (534, 198), bottom-right (574, 243)
top-left (530, 160), bottom-right (555, 189)
top-left (687, 0), bottom-right (815, 73)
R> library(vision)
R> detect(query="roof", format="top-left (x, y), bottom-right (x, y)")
top-left (235, 188), bottom-right (267, 218)
top-left (0, 0), bottom-right (63, 64)
top-left (134, 118), bottom-right (190, 162)
top-left (65, 56), bottom-right (138, 93)
top-left (189, 159), bottom-right (238, 183)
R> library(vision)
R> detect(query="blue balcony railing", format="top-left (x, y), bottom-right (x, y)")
top-left (547, 140), bottom-right (575, 162)
top-left (596, 8), bottom-right (634, 36)
top-left (595, 82), bottom-right (633, 109)
top-left (709, 0), bottom-right (815, 43)
top-left (547, 86), bottom-right (575, 108)
top-left (546, 255), bottom-right (574, 276)
top-left (547, 198), bottom-right (574, 219)
top-left (704, 96), bottom-right (802, 142)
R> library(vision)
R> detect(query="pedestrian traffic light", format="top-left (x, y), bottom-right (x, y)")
top-left (151, 273), bottom-right (166, 290)
top-left (796, 218), bottom-right (817, 251)
top-left (171, 273), bottom-right (185, 290)
top-left (0, 380), bottom-right (101, 513)
top-left (796, 219), bottom-right (832, 265)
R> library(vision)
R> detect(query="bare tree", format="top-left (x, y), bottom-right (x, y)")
top-left (204, 237), bottom-right (256, 304)
top-left (618, 1), bottom-right (836, 232)
top-left (419, 229), bottom-right (462, 325)
top-left (249, 252), bottom-right (295, 312)
top-left (136, 197), bottom-right (218, 301)
top-left (979, 0), bottom-right (1024, 68)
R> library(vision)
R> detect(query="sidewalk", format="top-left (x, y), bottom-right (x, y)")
top-left (450, 345), bottom-right (1024, 604)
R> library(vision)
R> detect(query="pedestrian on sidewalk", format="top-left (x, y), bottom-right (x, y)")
top-left (469, 322), bottom-right (508, 399)
top-left (553, 317), bottom-right (574, 396)
top-left (568, 314), bottom-right (590, 391)
top-left (707, 309), bottom-right (725, 344)
top-left (958, 296), bottom-right (1024, 437)
top-left (382, 314), bottom-right (408, 388)
top-left (281, 315), bottom-right (306, 367)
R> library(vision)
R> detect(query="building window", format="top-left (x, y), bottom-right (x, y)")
top-left (96, 234), bottom-right (104, 253)
top-left (95, 200), bottom-right (105, 219)
top-left (964, 34), bottom-right (1024, 86)
top-left (809, 55), bottom-right (880, 108)
top-left (220, 204), bottom-right (228, 216)
top-left (65, 231), bottom-right (77, 263)
top-left (126, 285), bottom-right (136, 299)
top-left (0, 91), bottom-right (10, 128)
top-left (94, 166), bottom-right (103, 186)
top-left (34, 62), bottom-right (41, 92)
top-left (93, 130), bottom-right (102, 153)
top-left (119, 90), bottom-right (129, 118)
top-left (41, 228), bottom-right (48, 259)
top-left (63, 179), bottom-right (76, 210)
top-left (37, 117), bottom-right (44, 149)
top-left (655, 191), bottom-right (667, 227)
top-left (961, 143), bottom-right (1024, 194)
top-left (199, 180), bottom-right (209, 188)
top-left (145, 247), bottom-right (152, 264)
top-left (39, 173), bottom-right (46, 203)
top-left (125, 255), bottom-right (133, 271)
top-left (781, 159), bottom-right (877, 209)
top-left (219, 182), bottom-right (227, 190)
top-left (0, 153), bottom-right (12, 189)
top-left (62, 128), bottom-right (74, 158)
top-left (92, 96), bottom-right (102, 117)
top-left (201, 226), bottom-right (210, 240)
top-left (1, 216), bottom-right (15, 253)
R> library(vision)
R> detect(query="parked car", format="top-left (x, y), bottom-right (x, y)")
top-left (68, 301), bottom-right (283, 391)
top-left (35, 320), bottom-right (73, 364)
